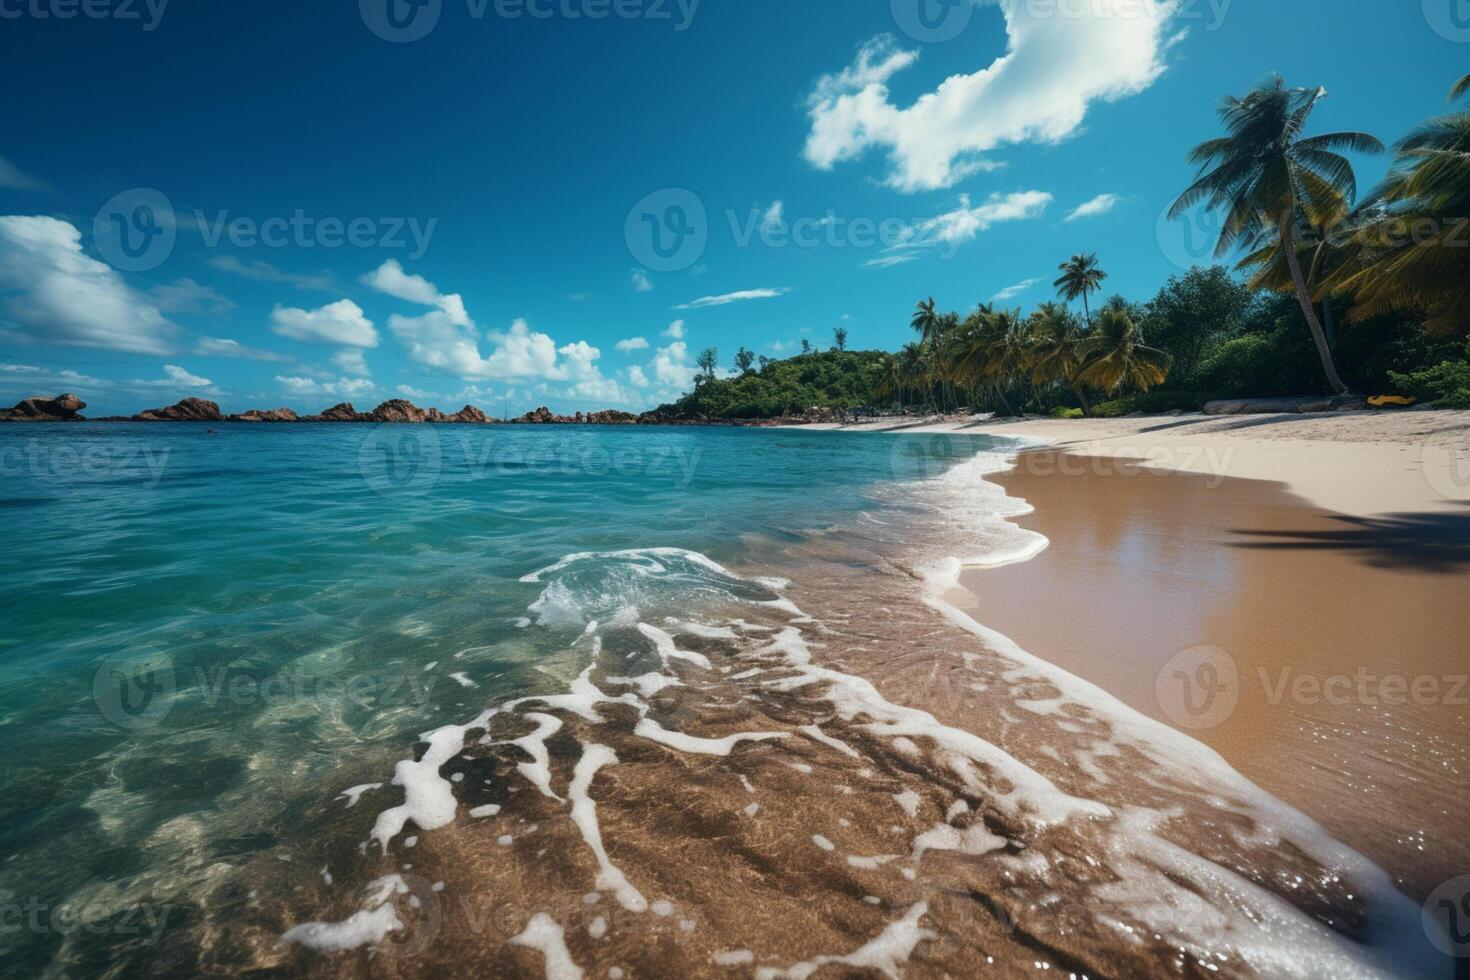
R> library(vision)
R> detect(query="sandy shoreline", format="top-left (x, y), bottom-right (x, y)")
top-left (796, 410), bottom-right (1470, 518)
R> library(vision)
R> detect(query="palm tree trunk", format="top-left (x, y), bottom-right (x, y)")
top-left (992, 383), bottom-right (1014, 417)
top-left (1082, 292), bottom-right (1092, 331)
top-left (1281, 221), bottom-right (1350, 396)
top-left (1071, 382), bottom-right (1092, 417)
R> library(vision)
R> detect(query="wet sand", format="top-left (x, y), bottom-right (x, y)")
top-left (962, 452), bottom-right (1470, 902)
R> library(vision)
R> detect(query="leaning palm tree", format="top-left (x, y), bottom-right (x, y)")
top-left (1027, 303), bottom-right (1092, 415)
top-left (1326, 75), bottom-right (1470, 336)
top-left (1170, 77), bottom-right (1382, 394)
top-left (1075, 309), bottom-right (1173, 396)
top-left (1054, 253), bottom-right (1107, 329)
top-left (1452, 73), bottom-right (1470, 103)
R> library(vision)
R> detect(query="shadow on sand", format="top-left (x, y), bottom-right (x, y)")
top-left (1230, 508), bottom-right (1470, 573)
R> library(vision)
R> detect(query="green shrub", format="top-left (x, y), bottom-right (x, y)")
top-left (1387, 360), bottom-right (1470, 408)
top-left (1049, 407), bottom-right (1084, 419)
top-left (1090, 390), bottom-right (1213, 417)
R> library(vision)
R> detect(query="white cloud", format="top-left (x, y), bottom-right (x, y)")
top-left (863, 254), bottom-right (918, 270)
top-left (0, 215), bottom-right (178, 355)
top-left (625, 364), bottom-right (649, 388)
top-left (662, 319), bottom-right (686, 339)
top-left (210, 255), bottom-right (336, 292)
top-left (674, 289), bottom-right (789, 311)
top-left (0, 363), bottom-right (106, 392)
top-left (162, 364), bottom-right (213, 387)
top-left (991, 277), bottom-right (1042, 302)
top-left (395, 385), bottom-right (438, 401)
top-left (1065, 193), bottom-right (1122, 222)
top-left (631, 269), bottom-right (654, 293)
top-left (761, 201), bottom-right (785, 232)
top-left (270, 300), bottom-right (378, 348)
top-left (332, 349), bottom-right (371, 377)
top-left (0, 156), bottom-right (48, 192)
top-left (903, 192), bottom-right (1052, 248)
top-left (276, 375), bottom-right (377, 400)
top-left (360, 259), bottom-right (472, 327)
top-left (805, 5), bottom-right (1179, 192)
top-left (615, 336), bottom-right (650, 352)
top-left (126, 364), bottom-right (219, 394)
top-left (650, 340), bottom-right (696, 393)
top-left (195, 336), bottom-right (288, 362)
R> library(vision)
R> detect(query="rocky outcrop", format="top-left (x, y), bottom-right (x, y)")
top-left (367, 400), bottom-right (432, 423)
top-left (0, 393), bottom-right (86, 421)
top-left (580, 410), bottom-right (638, 425)
top-left (448, 405), bottom-right (492, 424)
top-left (311, 403), bottom-right (367, 422)
top-left (134, 398), bottom-right (223, 422)
top-left (1202, 395), bottom-right (1368, 416)
top-left (229, 408), bottom-right (299, 423)
top-left (511, 406), bottom-right (568, 424)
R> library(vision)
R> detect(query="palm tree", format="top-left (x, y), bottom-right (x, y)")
top-left (1326, 75), bottom-right (1470, 336)
top-left (1027, 303), bottom-right (1092, 415)
top-left (911, 298), bottom-right (941, 349)
top-left (875, 355), bottom-right (904, 409)
top-left (1075, 309), bottom-right (1173, 396)
top-left (1453, 74), bottom-right (1470, 103)
top-left (1170, 77), bottom-right (1382, 394)
top-left (897, 342), bottom-right (926, 411)
top-left (952, 308), bottom-right (1030, 416)
top-left (1054, 254), bottom-right (1108, 328)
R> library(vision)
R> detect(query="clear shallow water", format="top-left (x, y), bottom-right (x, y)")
top-left (0, 424), bottom-right (1449, 978)
top-left (0, 423), bottom-right (980, 973)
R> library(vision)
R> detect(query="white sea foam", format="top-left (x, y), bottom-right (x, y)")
top-left (568, 743), bottom-right (647, 912)
top-left (511, 913), bottom-right (584, 980)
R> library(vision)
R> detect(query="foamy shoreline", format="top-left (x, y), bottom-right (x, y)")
top-left (794, 410), bottom-right (1470, 518)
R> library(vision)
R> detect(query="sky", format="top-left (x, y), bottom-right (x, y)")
top-left (0, 0), bottom-right (1464, 416)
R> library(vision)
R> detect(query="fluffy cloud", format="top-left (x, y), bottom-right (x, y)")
top-left (615, 337), bottom-right (650, 352)
top-left (650, 340), bottom-right (696, 392)
top-left (904, 192), bottom-right (1052, 247)
top-left (625, 364), bottom-right (649, 388)
top-left (0, 363), bottom-right (106, 392)
top-left (361, 259), bottom-right (472, 327)
top-left (662, 320), bottom-right (686, 339)
top-left (270, 300), bottom-right (378, 348)
top-left (761, 201), bottom-right (785, 232)
top-left (0, 215), bottom-right (178, 355)
top-left (127, 364), bottom-right (219, 394)
top-left (1065, 193), bottom-right (1122, 222)
top-left (631, 269), bottom-right (654, 293)
top-left (395, 385), bottom-right (439, 400)
top-left (276, 375), bottom-right (377, 400)
top-left (805, 4), bottom-right (1179, 192)
top-left (674, 289), bottom-right (789, 311)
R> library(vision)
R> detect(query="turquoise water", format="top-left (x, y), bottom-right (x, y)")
top-left (0, 422), bottom-right (989, 974)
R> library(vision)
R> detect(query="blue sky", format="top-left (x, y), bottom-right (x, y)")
top-left (0, 0), bottom-right (1464, 416)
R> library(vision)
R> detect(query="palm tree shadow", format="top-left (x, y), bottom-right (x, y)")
top-left (1230, 508), bottom-right (1470, 573)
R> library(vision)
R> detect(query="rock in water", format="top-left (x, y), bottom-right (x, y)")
top-left (0, 393), bottom-right (87, 421)
top-left (229, 408), bottom-right (300, 423)
top-left (134, 398), bottom-right (223, 422)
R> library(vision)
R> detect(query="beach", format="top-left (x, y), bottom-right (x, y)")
top-left (805, 411), bottom-right (1470, 903)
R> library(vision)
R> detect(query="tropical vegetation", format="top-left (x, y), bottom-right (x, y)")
top-left (652, 74), bottom-right (1470, 420)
